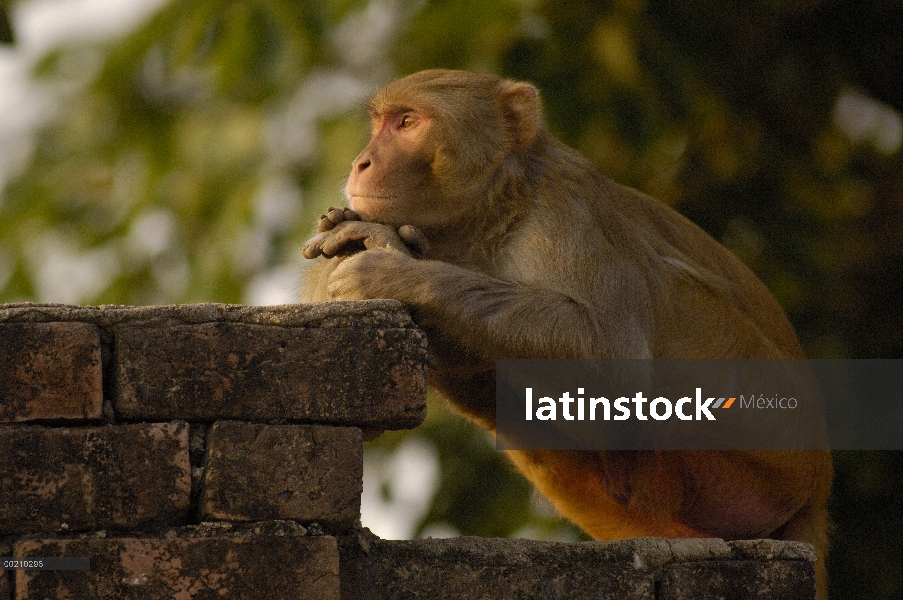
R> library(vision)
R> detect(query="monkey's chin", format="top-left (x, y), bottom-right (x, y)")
top-left (348, 195), bottom-right (396, 222)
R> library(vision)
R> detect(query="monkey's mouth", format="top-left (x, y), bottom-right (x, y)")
top-left (348, 194), bottom-right (396, 214)
top-left (349, 194), bottom-right (395, 201)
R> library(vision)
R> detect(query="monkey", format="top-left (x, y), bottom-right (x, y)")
top-left (300, 70), bottom-right (833, 599)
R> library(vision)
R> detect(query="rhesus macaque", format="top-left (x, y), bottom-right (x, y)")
top-left (301, 70), bottom-right (832, 598)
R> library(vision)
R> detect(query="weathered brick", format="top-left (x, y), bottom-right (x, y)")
top-left (658, 560), bottom-right (815, 599)
top-left (339, 534), bottom-right (655, 600)
top-left (0, 322), bottom-right (102, 423)
top-left (114, 322), bottom-right (427, 428)
top-left (0, 423), bottom-right (190, 535)
top-left (202, 423), bottom-right (362, 531)
top-left (14, 534), bottom-right (339, 600)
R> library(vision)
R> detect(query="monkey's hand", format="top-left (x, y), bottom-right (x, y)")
top-left (319, 206), bottom-right (363, 233)
top-left (325, 247), bottom-right (416, 301)
top-left (301, 207), bottom-right (364, 258)
top-left (301, 212), bottom-right (429, 259)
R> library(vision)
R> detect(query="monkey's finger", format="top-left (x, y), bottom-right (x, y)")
top-left (343, 208), bottom-right (362, 221)
top-left (301, 246), bottom-right (322, 260)
top-left (300, 243), bottom-right (322, 260)
top-left (319, 223), bottom-right (377, 257)
top-left (317, 214), bottom-right (336, 233)
top-left (398, 225), bottom-right (430, 257)
top-left (326, 207), bottom-right (345, 225)
top-left (300, 232), bottom-right (330, 259)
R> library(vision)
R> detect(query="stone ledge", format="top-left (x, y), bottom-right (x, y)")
top-left (0, 301), bottom-right (428, 429)
top-left (338, 533), bottom-right (816, 600)
top-left (0, 300), bottom-right (415, 329)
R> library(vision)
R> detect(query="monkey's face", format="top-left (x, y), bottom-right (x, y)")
top-left (345, 70), bottom-right (531, 231)
top-left (345, 107), bottom-right (438, 227)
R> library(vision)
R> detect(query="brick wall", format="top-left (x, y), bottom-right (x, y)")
top-left (0, 301), bottom-right (815, 599)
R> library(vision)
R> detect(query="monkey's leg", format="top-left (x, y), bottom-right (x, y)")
top-left (506, 450), bottom-right (710, 540)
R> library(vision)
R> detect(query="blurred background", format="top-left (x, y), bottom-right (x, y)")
top-left (0, 0), bottom-right (900, 597)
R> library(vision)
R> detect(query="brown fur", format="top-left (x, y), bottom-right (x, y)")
top-left (301, 69), bottom-right (832, 599)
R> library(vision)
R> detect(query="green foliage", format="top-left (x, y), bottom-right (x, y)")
top-left (2, 1), bottom-right (902, 597)
top-left (0, 0), bottom-right (362, 305)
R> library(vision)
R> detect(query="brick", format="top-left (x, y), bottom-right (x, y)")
top-left (339, 535), bottom-right (655, 600)
top-left (14, 535), bottom-right (339, 600)
top-left (0, 423), bottom-right (190, 535)
top-left (0, 322), bottom-right (102, 423)
top-left (658, 560), bottom-right (815, 599)
top-left (114, 322), bottom-right (427, 428)
top-left (202, 423), bottom-right (362, 532)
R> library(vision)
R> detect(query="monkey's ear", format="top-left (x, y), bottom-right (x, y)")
top-left (499, 81), bottom-right (540, 152)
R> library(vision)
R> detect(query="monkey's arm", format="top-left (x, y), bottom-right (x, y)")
top-left (300, 258), bottom-right (341, 303)
top-left (324, 246), bottom-right (652, 361)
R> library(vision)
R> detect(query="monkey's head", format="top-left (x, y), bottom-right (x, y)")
top-left (345, 69), bottom-right (541, 229)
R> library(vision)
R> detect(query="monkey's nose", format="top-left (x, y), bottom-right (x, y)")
top-left (353, 158), bottom-right (371, 173)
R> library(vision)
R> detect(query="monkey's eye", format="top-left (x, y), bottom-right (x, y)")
top-left (398, 114), bottom-right (416, 129)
